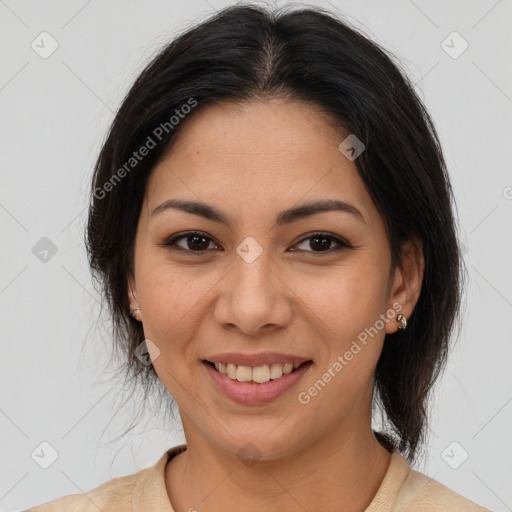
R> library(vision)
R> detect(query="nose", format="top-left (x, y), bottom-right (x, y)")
top-left (213, 244), bottom-right (293, 337)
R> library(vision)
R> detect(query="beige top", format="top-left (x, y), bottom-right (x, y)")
top-left (26, 444), bottom-right (491, 511)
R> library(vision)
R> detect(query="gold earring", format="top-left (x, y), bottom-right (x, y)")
top-left (397, 314), bottom-right (407, 330)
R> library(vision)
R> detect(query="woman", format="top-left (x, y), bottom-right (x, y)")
top-left (27, 3), bottom-right (491, 511)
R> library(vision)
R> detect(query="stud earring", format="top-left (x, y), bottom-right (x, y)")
top-left (131, 306), bottom-right (141, 319)
top-left (397, 314), bottom-right (407, 330)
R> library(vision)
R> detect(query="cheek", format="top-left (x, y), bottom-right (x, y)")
top-left (298, 258), bottom-right (390, 334)
top-left (135, 258), bottom-right (212, 358)
top-left (137, 263), bottom-right (212, 400)
top-left (293, 256), bottom-right (390, 380)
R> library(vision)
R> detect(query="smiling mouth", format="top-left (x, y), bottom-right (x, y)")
top-left (203, 360), bottom-right (312, 384)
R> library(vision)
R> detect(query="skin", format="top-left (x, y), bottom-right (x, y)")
top-left (127, 97), bottom-right (424, 512)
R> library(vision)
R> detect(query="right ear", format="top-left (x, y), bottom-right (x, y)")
top-left (127, 276), bottom-right (143, 321)
top-left (127, 276), bottom-right (138, 304)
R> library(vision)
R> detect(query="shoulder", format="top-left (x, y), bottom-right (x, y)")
top-left (394, 467), bottom-right (492, 512)
top-left (24, 469), bottom-right (146, 511)
top-left (24, 447), bottom-right (177, 512)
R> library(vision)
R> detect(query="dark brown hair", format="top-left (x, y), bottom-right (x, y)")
top-left (85, 3), bottom-right (464, 462)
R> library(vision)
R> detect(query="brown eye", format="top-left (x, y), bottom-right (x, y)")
top-left (160, 231), bottom-right (351, 256)
top-left (163, 232), bottom-right (219, 252)
top-left (292, 232), bottom-right (351, 254)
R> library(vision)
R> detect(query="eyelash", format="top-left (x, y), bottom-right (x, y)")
top-left (159, 231), bottom-right (352, 256)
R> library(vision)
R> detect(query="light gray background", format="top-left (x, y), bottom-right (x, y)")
top-left (1, 0), bottom-right (511, 511)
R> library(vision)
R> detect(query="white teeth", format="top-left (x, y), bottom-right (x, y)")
top-left (252, 365), bottom-right (271, 383)
top-left (269, 363), bottom-right (283, 379)
top-left (236, 365), bottom-right (252, 382)
top-left (211, 361), bottom-right (307, 383)
top-left (227, 363), bottom-right (237, 379)
top-left (282, 363), bottom-right (293, 374)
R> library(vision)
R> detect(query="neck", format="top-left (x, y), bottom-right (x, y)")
top-left (165, 421), bottom-right (391, 512)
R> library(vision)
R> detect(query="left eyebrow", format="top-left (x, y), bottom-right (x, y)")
top-left (150, 198), bottom-right (365, 229)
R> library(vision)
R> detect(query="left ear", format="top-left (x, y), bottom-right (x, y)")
top-left (385, 235), bottom-right (425, 334)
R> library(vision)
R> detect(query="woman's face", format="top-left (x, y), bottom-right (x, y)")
top-left (128, 98), bottom-right (417, 461)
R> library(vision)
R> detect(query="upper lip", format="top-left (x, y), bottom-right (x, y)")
top-left (204, 352), bottom-right (311, 367)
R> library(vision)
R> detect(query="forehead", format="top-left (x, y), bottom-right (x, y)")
top-left (158, 98), bottom-right (346, 164)
top-left (144, 98), bottom-right (376, 227)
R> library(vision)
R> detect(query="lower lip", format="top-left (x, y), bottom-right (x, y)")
top-left (203, 360), bottom-right (313, 406)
